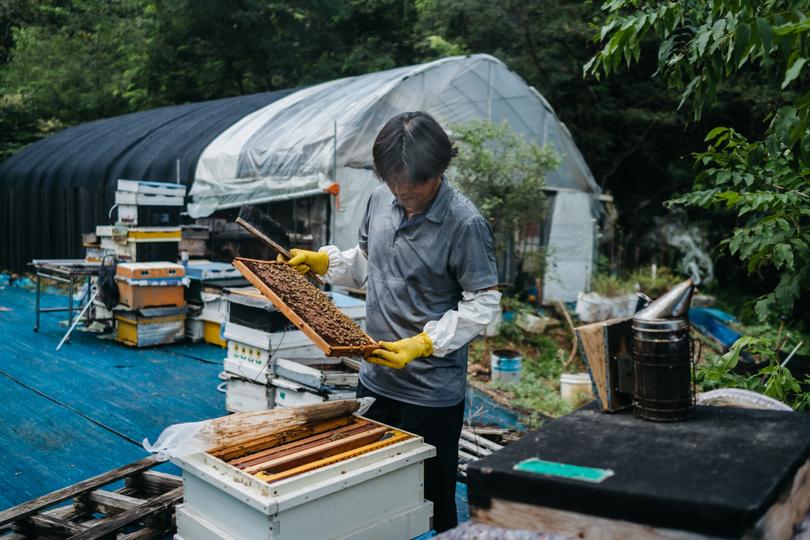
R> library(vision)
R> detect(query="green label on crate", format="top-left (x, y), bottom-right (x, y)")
top-left (513, 458), bottom-right (614, 483)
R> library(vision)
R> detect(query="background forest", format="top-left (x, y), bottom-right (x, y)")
top-left (1, 0), bottom-right (805, 324)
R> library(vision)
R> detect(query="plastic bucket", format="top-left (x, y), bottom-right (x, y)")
top-left (491, 349), bottom-right (522, 383)
top-left (560, 372), bottom-right (593, 404)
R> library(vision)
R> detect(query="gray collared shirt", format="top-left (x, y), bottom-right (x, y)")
top-left (358, 180), bottom-right (498, 407)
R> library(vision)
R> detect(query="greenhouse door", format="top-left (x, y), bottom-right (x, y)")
top-left (542, 191), bottom-right (595, 302)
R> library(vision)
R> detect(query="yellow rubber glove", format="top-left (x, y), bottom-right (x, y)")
top-left (367, 332), bottom-right (433, 370)
top-left (277, 248), bottom-right (329, 275)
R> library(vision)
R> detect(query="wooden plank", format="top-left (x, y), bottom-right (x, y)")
top-left (118, 526), bottom-right (163, 540)
top-left (256, 430), bottom-right (412, 484)
top-left (461, 429), bottom-right (504, 453)
top-left (576, 321), bottom-right (608, 409)
top-left (473, 497), bottom-right (720, 540)
top-left (16, 514), bottom-right (88, 536)
top-left (236, 423), bottom-right (379, 470)
top-left (125, 470), bottom-right (182, 495)
top-left (66, 487), bottom-right (182, 540)
top-left (209, 416), bottom-right (353, 461)
top-left (750, 459), bottom-right (810, 540)
top-left (230, 419), bottom-right (376, 468)
top-left (0, 457), bottom-right (159, 526)
top-left (459, 437), bottom-right (493, 457)
top-left (77, 489), bottom-right (144, 515)
top-left (227, 416), bottom-right (360, 466)
top-left (243, 426), bottom-right (389, 475)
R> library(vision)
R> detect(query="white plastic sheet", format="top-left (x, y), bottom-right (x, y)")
top-left (143, 398), bottom-right (375, 459)
top-left (543, 191), bottom-right (597, 302)
top-left (188, 54), bottom-right (601, 252)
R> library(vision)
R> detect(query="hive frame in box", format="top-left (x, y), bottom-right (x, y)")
top-left (172, 418), bottom-right (435, 540)
top-left (232, 257), bottom-right (377, 357)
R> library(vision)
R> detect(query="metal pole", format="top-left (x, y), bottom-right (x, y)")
top-left (34, 272), bottom-right (41, 332)
top-left (176, 159), bottom-right (181, 184)
top-left (67, 275), bottom-right (74, 343)
top-left (57, 289), bottom-right (99, 351)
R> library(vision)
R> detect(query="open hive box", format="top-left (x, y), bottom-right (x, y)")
top-left (173, 402), bottom-right (435, 540)
top-left (232, 258), bottom-right (377, 357)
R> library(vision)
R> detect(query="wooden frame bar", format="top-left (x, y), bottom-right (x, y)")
top-left (232, 257), bottom-right (377, 357)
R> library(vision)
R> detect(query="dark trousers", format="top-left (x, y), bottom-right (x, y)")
top-left (357, 380), bottom-right (464, 533)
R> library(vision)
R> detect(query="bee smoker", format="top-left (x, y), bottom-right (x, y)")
top-left (575, 279), bottom-right (696, 421)
top-left (631, 279), bottom-right (695, 421)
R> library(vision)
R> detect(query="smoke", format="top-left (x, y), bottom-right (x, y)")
top-left (643, 217), bottom-right (715, 285)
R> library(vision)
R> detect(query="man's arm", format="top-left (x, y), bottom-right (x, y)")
top-left (422, 286), bottom-right (501, 357)
top-left (320, 245), bottom-right (368, 289)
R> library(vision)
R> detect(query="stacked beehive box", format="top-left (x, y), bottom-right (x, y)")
top-left (221, 285), bottom-right (368, 413)
top-left (184, 261), bottom-right (248, 345)
top-left (173, 404), bottom-right (435, 540)
top-left (92, 180), bottom-right (186, 263)
top-left (114, 262), bottom-right (187, 347)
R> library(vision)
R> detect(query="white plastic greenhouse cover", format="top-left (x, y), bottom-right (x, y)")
top-left (189, 54), bottom-right (601, 252)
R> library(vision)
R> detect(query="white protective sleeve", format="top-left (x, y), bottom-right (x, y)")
top-left (321, 245), bottom-right (368, 289)
top-left (423, 289), bottom-right (502, 357)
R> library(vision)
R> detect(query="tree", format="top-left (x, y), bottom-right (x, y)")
top-left (450, 121), bottom-right (559, 281)
top-left (586, 0), bottom-right (809, 321)
top-left (0, 0), bottom-right (154, 159)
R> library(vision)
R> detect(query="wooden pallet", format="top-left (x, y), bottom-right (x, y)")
top-left (457, 428), bottom-right (504, 478)
top-left (0, 457), bottom-right (182, 540)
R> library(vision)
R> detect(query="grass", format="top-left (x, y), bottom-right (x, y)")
top-left (468, 318), bottom-right (578, 420)
top-left (590, 266), bottom-right (681, 298)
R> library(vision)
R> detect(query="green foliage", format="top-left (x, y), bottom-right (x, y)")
top-left (0, 0), bottom-right (421, 157)
top-left (451, 120), bottom-right (558, 278)
top-left (586, 0), bottom-right (810, 322)
top-left (487, 333), bottom-right (574, 418)
top-left (591, 273), bottom-right (637, 296)
top-left (468, 297), bottom-right (575, 418)
top-left (695, 336), bottom-right (809, 409)
top-left (0, 0), bottom-right (153, 158)
top-left (669, 127), bottom-right (809, 319)
top-left (591, 265), bottom-right (681, 297)
top-left (452, 121), bottom-right (558, 233)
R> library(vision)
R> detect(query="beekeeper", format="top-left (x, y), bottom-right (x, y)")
top-left (280, 111), bottom-right (501, 532)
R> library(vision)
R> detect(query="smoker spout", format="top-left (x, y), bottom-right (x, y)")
top-left (634, 279), bottom-right (694, 320)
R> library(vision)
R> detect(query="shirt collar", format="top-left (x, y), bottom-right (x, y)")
top-left (388, 178), bottom-right (453, 224)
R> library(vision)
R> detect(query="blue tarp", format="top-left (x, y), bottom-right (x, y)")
top-left (689, 307), bottom-right (742, 350)
top-left (0, 285), bottom-right (225, 508)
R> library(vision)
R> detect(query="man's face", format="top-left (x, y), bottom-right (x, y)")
top-left (386, 175), bottom-right (442, 214)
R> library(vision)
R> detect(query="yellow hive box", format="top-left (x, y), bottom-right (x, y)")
top-left (116, 312), bottom-right (185, 347)
top-left (204, 320), bottom-right (226, 348)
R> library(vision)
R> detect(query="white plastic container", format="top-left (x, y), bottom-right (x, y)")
top-left (491, 349), bottom-right (522, 384)
top-left (560, 372), bottom-right (594, 404)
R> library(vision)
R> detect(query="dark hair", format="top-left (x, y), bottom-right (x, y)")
top-left (372, 111), bottom-right (456, 184)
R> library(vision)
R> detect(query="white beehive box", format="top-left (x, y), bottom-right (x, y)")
top-left (173, 424), bottom-right (434, 540)
top-left (225, 377), bottom-right (275, 413)
top-left (273, 357), bottom-right (359, 390)
top-left (224, 340), bottom-right (272, 383)
top-left (270, 377), bottom-right (356, 408)
top-left (117, 179), bottom-right (188, 196)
